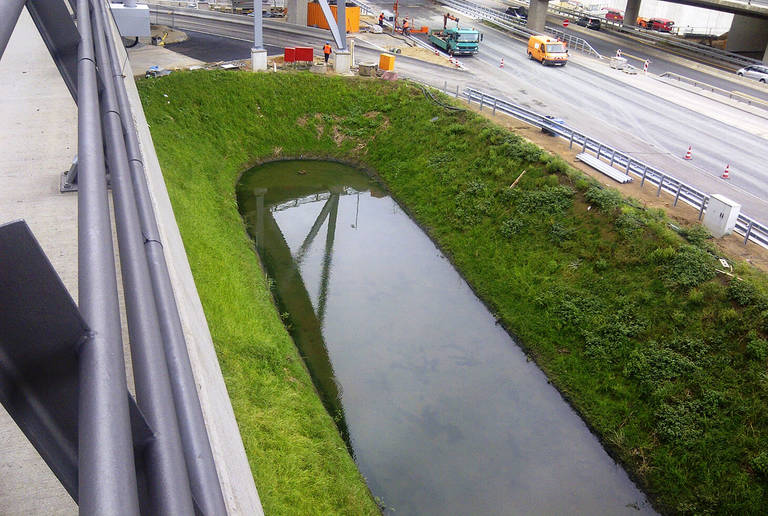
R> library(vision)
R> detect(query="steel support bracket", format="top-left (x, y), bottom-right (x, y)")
top-left (0, 220), bottom-right (153, 504)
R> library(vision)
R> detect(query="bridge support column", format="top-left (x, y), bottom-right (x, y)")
top-left (623, 0), bottom-right (640, 27)
top-left (526, 0), bottom-right (548, 33)
top-left (287, 0), bottom-right (308, 26)
top-left (727, 15), bottom-right (768, 63)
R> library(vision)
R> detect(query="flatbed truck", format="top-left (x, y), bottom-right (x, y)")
top-left (428, 27), bottom-right (481, 56)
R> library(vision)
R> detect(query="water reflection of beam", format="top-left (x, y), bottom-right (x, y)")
top-left (294, 195), bottom-right (335, 266)
top-left (316, 194), bottom-right (339, 326)
top-left (253, 194), bottom-right (352, 448)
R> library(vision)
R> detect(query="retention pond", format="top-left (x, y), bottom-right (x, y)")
top-left (238, 160), bottom-right (655, 515)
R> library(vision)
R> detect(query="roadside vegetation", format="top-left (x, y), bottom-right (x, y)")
top-left (139, 70), bottom-right (768, 515)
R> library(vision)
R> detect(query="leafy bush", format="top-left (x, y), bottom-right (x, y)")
top-left (746, 336), bottom-right (768, 361)
top-left (661, 245), bottom-right (716, 289)
top-left (624, 346), bottom-right (697, 389)
top-left (584, 186), bottom-right (623, 213)
top-left (750, 451), bottom-right (768, 477)
top-left (453, 180), bottom-right (493, 225)
top-left (655, 392), bottom-right (722, 446)
top-left (499, 217), bottom-right (524, 239)
top-left (505, 185), bottom-right (574, 215)
top-left (445, 123), bottom-right (467, 135)
top-left (728, 279), bottom-right (760, 307)
top-left (648, 246), bottom-right (676, 264)
top-left (679, 224), bottom-right (712, 248)
top-left (549, 222), bottom-right (574, 245)
top-left (614, 212), bottom-right (646, 239)
top-left (545, 156), bottom-right (569, 175)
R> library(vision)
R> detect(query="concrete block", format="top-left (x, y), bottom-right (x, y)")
top-left (251, 48), bottom-right (268, 71)
top-left (334, 50), bottom-right (352, 74)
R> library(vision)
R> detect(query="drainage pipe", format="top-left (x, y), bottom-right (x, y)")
top-left (91, 3), bottom-right (195, 514)
top-left (95, 1), bottom-right (227, 513)
top-left (75, 0), bottom-right (141, 514)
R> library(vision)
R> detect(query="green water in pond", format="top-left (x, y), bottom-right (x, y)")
top-left (237, 160), bottom-right (655, 515)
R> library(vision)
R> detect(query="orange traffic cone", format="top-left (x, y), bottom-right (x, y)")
top-left (500, 57), bottom-right (504, 68)
top-left (722, 164), bottom-right (730, 179)
top-left (684, 146), bottom-right (692, 160)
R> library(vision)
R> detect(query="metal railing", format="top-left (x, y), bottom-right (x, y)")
top-left (659, 71), bottom-right (768, 109)
top-left (0, 1), bottom-right (228, 514)
top-left (438, 0), bottom-right (602, 58)
top-left (461, 86), bottom-right (768, 249)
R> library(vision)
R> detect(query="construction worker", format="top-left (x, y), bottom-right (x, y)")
top-left (402, 18), bottom-right (409, 36)
top-left (323, 41), bottom-right (332, 64)
top-left (378, 12), bottom-right (384, 27)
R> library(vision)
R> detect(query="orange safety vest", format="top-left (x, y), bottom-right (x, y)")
top-left (403, 20), bottom-right (409, 29)
top-left (379, 13), bottom-right (384, 21)
top-left (323, 44), bottom-right (331, 55)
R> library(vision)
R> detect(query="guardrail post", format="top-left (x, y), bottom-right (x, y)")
top-left (492, 98), bottom-right (497, 115)
top-left (443, 80), bottom-right (447, 93)
top-left (596, 144), bottom-right (602, 160)
top-left (582, 136), bottom-right (587, 152)
top-left (657, 175), bottom-right (665, 196)
top-left (568, 130), bottom-right (574, 149)
top-left (625, 157), bottom-right (632, 173)
top-left (744, 220), bottom-right (754, 245)
top-left (674, 183), bottom-right (682, 206)
top-left (609, 150), bottom-right (616, 167)
top-left (699, 196), bottom-right (707, 220)
top-left (641, 165), bottom-right (648, 186)
top-left (479, 95), bottom-right (484, 111)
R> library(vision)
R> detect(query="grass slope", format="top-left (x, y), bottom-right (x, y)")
top-left (139, 71), bottom-right (768, 515)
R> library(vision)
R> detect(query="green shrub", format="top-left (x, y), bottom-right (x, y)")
top-left (728, 279), bottom-right (760, 307)
top-left (746, 337), bottom-right (768, 361)
top-left (655, 392), bottom-right (722, 446)
top-left (445, 123), bottom-right (467, 135)
top-left (584, 186), bottom-right (623, 213)
top-left (614, 212), bottom-right (646, 239)
top-left (505, 185), bottom-right (574, 215)
top-left (661, 245), bottom-right (716, 289)
top-left (624, 345), bottom-right (697, 389)
top-left (648, 246), bottom-right (676, 264)
top-left (545, 156), bottom-right (569, 175)
top-left (499, 217), bottom-right (524, 239)
top-left (750, 451), bottom-right (768, 477)
top-left (679, 224), bottom-right (712, 248)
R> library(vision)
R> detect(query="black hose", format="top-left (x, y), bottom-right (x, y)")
top-left (413, 82), bottom-right (466, 112)
top-left (123, 36), bottom-right (139, 48)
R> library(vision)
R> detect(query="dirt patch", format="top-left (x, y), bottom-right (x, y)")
top-left (468, 105), bottom-right (768, 273)
top-left (296, 115), bottom-right (308, 127)
top-left (354, 30), bottom-right (456, 68)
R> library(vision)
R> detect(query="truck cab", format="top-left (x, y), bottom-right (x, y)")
top-left (429, 27), bottom-right (481, 56)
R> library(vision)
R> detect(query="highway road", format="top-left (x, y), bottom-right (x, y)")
top-left (151, 5), bottom-right (768, 225)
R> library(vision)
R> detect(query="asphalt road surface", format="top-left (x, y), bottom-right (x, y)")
top-left (165, 29), bottom-right (282, 61)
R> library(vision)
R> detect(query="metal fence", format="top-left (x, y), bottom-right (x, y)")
top-left (460, 86), bottom-right (768, 249)
top-left (0, 1), bottom-right (227, 514)
top-left (659, 71), bottom-right (768, 109)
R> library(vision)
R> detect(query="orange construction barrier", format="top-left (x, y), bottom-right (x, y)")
top-left (307, 2), bottom-right (360, 32)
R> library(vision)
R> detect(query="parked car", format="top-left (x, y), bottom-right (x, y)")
top-left (505, 6), bottom-right (528, 20)
top-left (640, 17), bottom-right (674, 32)
top-left (737, 65), bottom-right (768, 83)
top-left (577, 16), bottom-right (601, 30)
top-left (604, 8), bottom-right (623, 22)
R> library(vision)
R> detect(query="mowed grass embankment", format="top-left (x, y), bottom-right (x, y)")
top-left (139, 70), bottom-right (768, 515)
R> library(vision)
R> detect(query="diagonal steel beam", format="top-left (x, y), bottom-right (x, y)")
top-left (295, 196), bottom-right (335, 265)
top-left (26, 0), bottom-right (79, 103)
top-left (0, 0), bottom-right (25, 61)
top-left (315, 0), bottom-right (344, 48)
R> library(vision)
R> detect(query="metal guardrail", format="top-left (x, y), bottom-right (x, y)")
top-left (546, 3), bottom-right (764, 69)
top-left (439, 0), bottom-right (602, 58)
top-left (0, 1), bottom-right (228, 514)
top-left (659, 71), bottom-right (768, 108)
top-left (461, 87), bottom-right (768, 249)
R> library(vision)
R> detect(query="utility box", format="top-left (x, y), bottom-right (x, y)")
top-left (379, 53), bottom-right (395, 71)
top-left (284, 47), bottom-right (296, 62)
top-left (110, 4), bottom-right (151, 37)
top-left (295, 47), bottom-right (314, 62)
top-left (703, 194), bottom-right (741, 238)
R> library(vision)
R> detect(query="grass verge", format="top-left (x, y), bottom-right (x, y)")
top-left (139, 70), bottom-right (768, 515)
